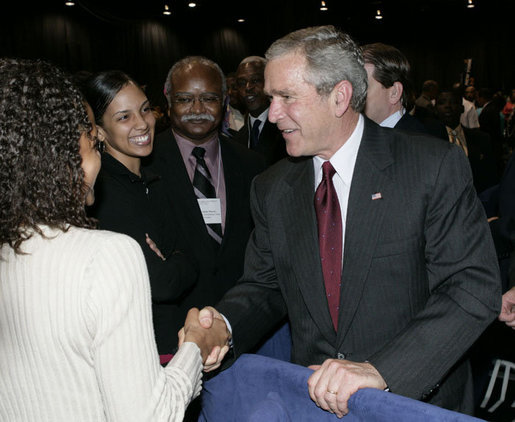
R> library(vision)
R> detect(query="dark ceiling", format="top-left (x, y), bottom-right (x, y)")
top-left (26, 0), bottom-right (512, 44)
top-left (3, 0), bottom-right (513, 94)
top-left (53, 0), bottom-right (506, 23)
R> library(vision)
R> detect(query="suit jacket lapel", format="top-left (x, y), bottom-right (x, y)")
top-left (164, 132), bottom-right (215, 250)
top-left (280, 158), bottom-right (337, 345)
top-left (336, 120), bottom-right (394, 347)
top-left (219, 139), bottom-right (242, 253)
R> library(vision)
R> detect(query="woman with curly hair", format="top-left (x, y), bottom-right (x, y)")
top-left (81, 70), bottom-right (198, 364)
top-left (0, 58), bottom-right (229, 421)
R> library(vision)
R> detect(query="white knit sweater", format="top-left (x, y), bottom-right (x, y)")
top-left (0, 226), bottom-right (202, 421)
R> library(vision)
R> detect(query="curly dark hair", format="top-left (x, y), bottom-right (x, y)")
top-left (0, 58), bottom-right (96, 254)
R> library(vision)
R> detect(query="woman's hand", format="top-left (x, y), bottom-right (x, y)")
top-left (145, 233), bottom-right (166, 261)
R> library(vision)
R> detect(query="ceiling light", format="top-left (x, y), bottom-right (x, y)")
top-left (375, 9), bottom-right (383, 19)
top-left (320, 1), bottom-right (328, 11)
top-left (163, 4), bottom-right (171, 15)
top-left (237, 18), bottom-right (245, 23)
top-left (467, 0), bottom-right (475, 8)
top-left (188, 2), bottom-right (196, 7)
top-left (65, 1), bottom-right (75, 5)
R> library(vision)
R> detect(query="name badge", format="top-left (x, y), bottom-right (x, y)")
top-left (197, 198), bottom-right (222, 224)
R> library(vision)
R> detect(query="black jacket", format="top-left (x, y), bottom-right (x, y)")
top-left (88, 153), bottom-right (198, 354)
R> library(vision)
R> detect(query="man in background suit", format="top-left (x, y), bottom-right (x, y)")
top-left (415, 79), bottom-right (439, 119)
top-left (362, 42), bottom-right (428, 134)
top-left (477, 88), bottom-right (505, 179)
top-left (224, 71), bottom-right (245, 135)
top-left (452, 82), bottom-right (480, 130)
top-left (233, 56), bottom-right (286, 166)
top-left (145, 56), bottom-right (265, 355)
top-left (435, 90), bottom-right (498, 194)
top-left (196, 26), bottom-right (500, 417)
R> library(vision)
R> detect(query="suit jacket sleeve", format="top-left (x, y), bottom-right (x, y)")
top-left (217, 175), bottom-right (288, 356)
top-left (368, 144), bottom-right (501, 399)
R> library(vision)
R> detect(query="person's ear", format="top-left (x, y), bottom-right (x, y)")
top-left (389, 81), bottom-right (403, 105)
top-left (333, 80), bottom-right (353, 118)
top-left (96, 126), bottom-right (108, 143)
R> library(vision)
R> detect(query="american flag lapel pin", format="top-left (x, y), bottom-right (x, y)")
top-left (371, 192), bottom-right (382, 200)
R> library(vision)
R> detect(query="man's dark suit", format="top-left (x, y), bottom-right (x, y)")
top-left (479, 102), bottom-right (504, 178)
top-left (463, 127), bottom-right (498, 194)
top-left (397, 114), bottom-right (498, 193)
top-left (144, 130), bottom-right (265, 351)
top-left (233, 114), bottom-right (287, 166)
top-left (394, 112), bottom-right (429, 134)
top-left (217, 118), bottom-right (501, 413)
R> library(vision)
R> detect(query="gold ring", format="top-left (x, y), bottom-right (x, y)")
top-left (327, 389), bottom-right (338, 395)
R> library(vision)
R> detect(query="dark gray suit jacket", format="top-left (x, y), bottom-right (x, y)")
top-left (395, 112), bottom-right (431, 134)
top-left (217, 117), bottom-right (501, 413)
top-left (143, 130), bottom-right (265, 352)
top-left (233, 114), bottom-right (287, 167)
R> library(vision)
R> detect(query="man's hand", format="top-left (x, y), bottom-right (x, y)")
top-left (499, 286), bottom-right (515, 329)
top-left (307, 359), bottom-right (387, 418)
top-left (180, 308), bottom-right (230, 372)
top-left (145, 233), bottom-right (166, 261)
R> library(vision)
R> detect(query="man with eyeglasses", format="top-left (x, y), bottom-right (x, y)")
top-left (233, 56), bottom-right (287, 166)
top-left (144, 56), bottom-right (265, 387)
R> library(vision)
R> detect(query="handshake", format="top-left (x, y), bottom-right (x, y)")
top-left (178, 307), bottom-right (230, 372)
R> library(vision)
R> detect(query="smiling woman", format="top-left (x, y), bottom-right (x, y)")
top-left (0, 58), bottom-right (229, 422)
top-left (81, 70), bottom-right (201, 359)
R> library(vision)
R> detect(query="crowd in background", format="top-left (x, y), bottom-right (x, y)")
top-left (1, 24), bottom-right (514, 422)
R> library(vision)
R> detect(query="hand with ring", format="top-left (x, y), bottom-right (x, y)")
top-left (308, 358), bottom-right (386, 418)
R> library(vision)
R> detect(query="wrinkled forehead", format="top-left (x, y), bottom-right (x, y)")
top-left (264, 53), bottom-right (311, 94)
top-left (171, 64), bottom-right (223, 93)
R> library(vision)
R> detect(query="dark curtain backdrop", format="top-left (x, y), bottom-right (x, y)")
top-left (1, 2), bottom-right (513, 107)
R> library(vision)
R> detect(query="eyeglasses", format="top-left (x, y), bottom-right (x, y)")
top-left (171, 94), bottom-right (222, 106)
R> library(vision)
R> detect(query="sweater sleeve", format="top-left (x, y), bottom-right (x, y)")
top-left (83, 233), bottom-right (202, 421)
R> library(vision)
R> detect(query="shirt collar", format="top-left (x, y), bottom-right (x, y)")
top-left (313, 114), bottom-right (364, 186)
top-left (250, 108), bottom-right (269, 127)
top-left (101, 153), bottom-right (159, 183)
top-left (380, 108), bottom-right (405, 128)
top-left (447, 124), bottom-right (466, 140)
top-left (174, 129), bottom-right (220, 165)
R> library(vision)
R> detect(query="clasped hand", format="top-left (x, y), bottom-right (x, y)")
top-left (307, 359), bottom-right (387, 418)
top-left (178, 307), bottom-right (230, 372)
top-left (499, 286), bottom-right (515, 329)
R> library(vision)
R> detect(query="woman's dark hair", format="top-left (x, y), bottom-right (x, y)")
top-left (81, 70), bottom-right (139, 126)
top-left (0, 58), bottom-right (95, 253)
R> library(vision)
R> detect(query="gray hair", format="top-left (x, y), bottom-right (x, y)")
top-left (164, 56), bottom-right (227, 107)
top-left (265, 25), bottom-right (367, 112)
top-left (239, 56), bottom-right (267, 66)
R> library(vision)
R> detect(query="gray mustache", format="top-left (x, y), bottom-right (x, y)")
top-left (181, 113), bottom-right (215, 122)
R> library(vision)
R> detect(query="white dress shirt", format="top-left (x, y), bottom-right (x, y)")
top-left (461, 98), bottom-right (480, 129)
top-left (247, 108), bottom-right (269, 147)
